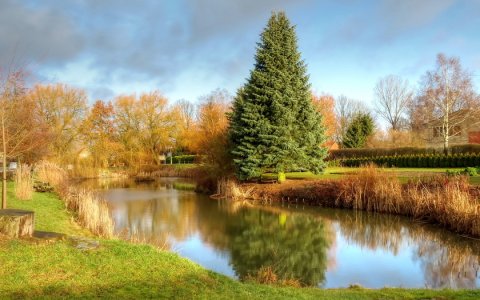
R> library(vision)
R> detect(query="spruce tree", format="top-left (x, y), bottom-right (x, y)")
top-left (342, 113), bottom-right (374, 148)
top-left (228, 12), bottom-right (327, 181)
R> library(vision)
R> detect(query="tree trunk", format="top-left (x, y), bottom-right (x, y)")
top-left (443, 136), bottom-right (449, 156)
top-left (0, 209), bottom-right (35, 237)
top-left (2, 113), bottom-right (6, 209)
top-left (277, 172), bottom-right (286, 184)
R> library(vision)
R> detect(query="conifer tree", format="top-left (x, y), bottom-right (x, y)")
top-left (229, 12), bottom-right (327, 181)
top-left (342, 113), bottom-right (374, 148)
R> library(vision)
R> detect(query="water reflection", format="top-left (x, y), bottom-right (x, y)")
top-left (225, 210), bottom-right (332, 286)
top-left (81, 178), bottom-right (480, 288)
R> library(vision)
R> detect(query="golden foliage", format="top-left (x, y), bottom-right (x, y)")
top-left (312, 93), bottom-right (336, 148)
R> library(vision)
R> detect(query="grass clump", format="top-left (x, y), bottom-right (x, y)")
top-left (14, 164), bottom-right (33, 200)
top-left (215, 177), bottom-right (255, 201)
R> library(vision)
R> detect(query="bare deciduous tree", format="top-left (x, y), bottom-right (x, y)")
top-left (374, 75), bottom-right (412, 131)
top-left (417, 53), bottom-right (479, 154)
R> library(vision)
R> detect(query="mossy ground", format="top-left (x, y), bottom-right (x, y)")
top-left (1, 182), bottom-right (479, 299)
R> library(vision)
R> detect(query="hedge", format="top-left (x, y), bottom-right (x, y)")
top-left (329, 144), bottom-right (480, 160)
top-left (171, 155), bottom-right (197, 164)
top-left (340, 153), bottom-right (480, 168)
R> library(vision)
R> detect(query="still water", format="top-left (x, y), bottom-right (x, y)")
top-left (78, 177), bottom-right (480, 288)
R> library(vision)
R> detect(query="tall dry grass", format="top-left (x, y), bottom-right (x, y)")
top-left (34, 161), bottom-right (115, 238)
top-left (34, 160), bottom-right (67, 187)
top-left (61, 187), bottom-right (114, 238)
top-left (14, 164), bottom-right (33, 200)
top-left (337, 164), bottom-right (480, 237)
top-left (216, 177), bottom-right (255, 201)
top-left (337, 164), bottom-right (403, 213)
top-left (405, 176), bottom-right (480, 237)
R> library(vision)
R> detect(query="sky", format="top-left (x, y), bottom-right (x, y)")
top-left (1, 0), bottom-right (479, 108)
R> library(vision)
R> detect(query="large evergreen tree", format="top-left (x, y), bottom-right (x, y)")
top-left (342, 113), bottom-right (374, 148)
top-left (229, 12), bottom-right (327, 181)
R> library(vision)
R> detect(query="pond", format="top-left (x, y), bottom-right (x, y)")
top-left (77, 177), bottom-right (480, 288)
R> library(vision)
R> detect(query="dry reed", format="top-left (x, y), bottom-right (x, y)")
top-left (337, 164), bottom-right (403, 213)
top-left (14, 164), bottom-right (33, 200)
top-left (34, 160), bottom-right (115, 238)
top-left (337, 164), bottom-right (480, 237)
top-left (34, 160), bottom-right (67, 187)
top-left (61, 187), bottom-right (114, 238)
top-left (216, 177), bottom-right (255, 201)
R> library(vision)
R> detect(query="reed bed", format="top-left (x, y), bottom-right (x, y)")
top-left (240, 164), bottom-right (480, 237)
top-left (60, 187), bottom-right (114, 238)
top-left (337, 164), bottom-right (403, 213)
top-left (34, 161), bottom-right (115, 238)
top-left (14, 164), bottom-right (33, 200)
top-left (34, 160), bottom-right (67, 187)
top-left (336, 165), bottom-right (480, 237)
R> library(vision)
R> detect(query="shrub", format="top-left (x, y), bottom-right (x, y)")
top-left (446, 169), bottom-right (462, 177)
top-left (171, 155), bottom-right (197, 164)
top-left (464, 167), bottom-right (478, 176)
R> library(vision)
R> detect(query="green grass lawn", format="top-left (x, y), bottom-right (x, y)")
top-left (6, 182), bottom-right (89, 236)
top-left (2, 182), bottom-right (479, 299)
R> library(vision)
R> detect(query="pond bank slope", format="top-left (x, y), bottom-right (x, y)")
top-left (1, 182), bottom-right (479, 299)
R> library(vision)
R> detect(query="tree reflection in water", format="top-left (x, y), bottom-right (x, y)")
top-left (224, 209), bottom-right (332, 286)
top-left (312, 209), bottom-right (480, 289)
top-left (92, 178), bottom-right (480, 289)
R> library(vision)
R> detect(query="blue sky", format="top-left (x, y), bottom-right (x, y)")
top-left (1, 0), bottom-right (479, 108)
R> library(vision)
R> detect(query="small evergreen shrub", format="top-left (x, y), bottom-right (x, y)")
top-left (464, 167), bottom-right (478, 176)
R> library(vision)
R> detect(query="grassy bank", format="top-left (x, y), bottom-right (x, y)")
top-left (262, 167), bottom-right (480, 185)
top-left (246, 166), bottom-right (480, 237)
top-left (2, 183), bottom-right (479, 298)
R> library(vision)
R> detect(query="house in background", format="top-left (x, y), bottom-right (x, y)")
top-left (424, 109), bottom-right (480, 147)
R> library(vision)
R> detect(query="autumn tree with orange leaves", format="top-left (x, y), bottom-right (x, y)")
top-left (194, 89), bottom-right (232, 173)
top-left (172, 99), bottom-right (197, 153)
top-left (80, 100), bottom-right (119, 168)
top-left (312, 93), bottom-right (337, 149)
top-left (1, 69), bottom-right (48, 208)
top-left (114, 91), bottom-right (178, 166)
top-left (29, 83), bottom-right (87, 163)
